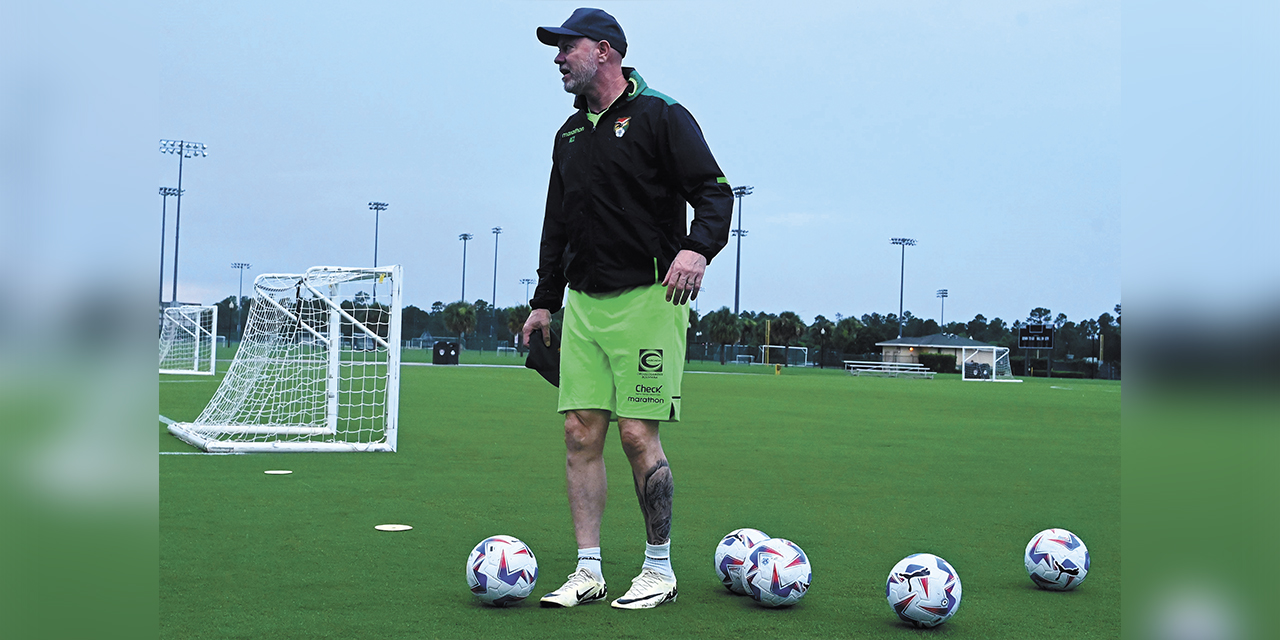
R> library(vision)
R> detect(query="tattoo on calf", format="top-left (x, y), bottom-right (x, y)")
top-left (634, 459), bottom-right (673, 544)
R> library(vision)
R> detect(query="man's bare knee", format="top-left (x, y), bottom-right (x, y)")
top-left (618, 419), bottom-right (659, 460)
top-left (564, 411), bottom-right (607, 455)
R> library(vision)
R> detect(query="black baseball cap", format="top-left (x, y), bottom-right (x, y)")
top-left (537, 8), bottom-right (627, 58)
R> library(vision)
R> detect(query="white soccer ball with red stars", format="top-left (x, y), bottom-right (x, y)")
top-left (713, 528), bottom-right (770, 595)
top-left (886, 553), bottom-right (962, 628)
top-left (1024, 528), bottom-right (1090, 591)
top-left (742, 537), bottom-right (812, 607)
top-left (465, 535), bottom-right (539, 606)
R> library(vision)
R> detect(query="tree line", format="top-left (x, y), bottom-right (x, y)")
top-left (212, 295), bottom-right (1121, 371)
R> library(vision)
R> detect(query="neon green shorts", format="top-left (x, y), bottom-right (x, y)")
top-left (558, 284), bottom-right (689, 422)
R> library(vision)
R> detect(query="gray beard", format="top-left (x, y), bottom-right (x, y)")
top-left (563, 61), bottom-right (597, 95)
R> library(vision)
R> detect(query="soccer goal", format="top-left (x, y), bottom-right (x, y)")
top-left (159, 305), bottom-right (217, 375)
top-left (758, 345), bottom-right (808, 367)
top-left (961, 346), bottom-right (1020, 382)
top-left (168, 266), bottom-right (403, 453)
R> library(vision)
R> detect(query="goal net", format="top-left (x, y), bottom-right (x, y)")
top-left (961, 346), bottom-right (1019, 382)
top-left (159, 305), bottom-right (217, 375)
top-left (758, 345), bottom-right (808, 367)
top-left (168, 266), bottom-right (403, 452)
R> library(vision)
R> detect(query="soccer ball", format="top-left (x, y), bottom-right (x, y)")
top-left (1024, 528), bottom-right (1090, 591)
top-left (465, 535), bottom-right (539, 606)
top-left (886, 553), bottom-right (962, 628)
top-left (742, 538), bottom-right (812, 607)
top-left (713, 528), bottom-right (770, 594)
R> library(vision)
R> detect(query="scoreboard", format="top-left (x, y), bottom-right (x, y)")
top-left (1018, 324), bottom-right (1055, 350)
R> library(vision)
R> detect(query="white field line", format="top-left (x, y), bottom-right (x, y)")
top-left (160, 451), bottom-right (245, 455)
top-left (401, 362), bottom-right (525, 369)
top-left (159, 414), bottom-right (175, 425)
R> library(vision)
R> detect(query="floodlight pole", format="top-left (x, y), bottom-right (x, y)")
top-left (731, 185), bottom-right (753, 315)
top-left (159, 140), bottom-right (207, 304)
top-left (491, 227), bottom-right (502, 310)
top-left (937, 289), bottom-right (948, 328)
top-left (890, 237), bottom-right (917, 338)
top-left (520, 278), bottom-right (535, 303)
top-left (368, 202), bottom-right (389, 302)
top-left (368, 202), bottom-right (389, 267)
top-left (459, 233), bottom-right (474, 302)
top-left (231, 262), bottom-right (251, 341)
top-left (158, 187), bottom-right (182, 307)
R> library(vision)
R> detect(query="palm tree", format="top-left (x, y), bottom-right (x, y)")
top-left (506, 305), bottom-right (532, 354)
top-left (808, 315), bottom-right (836, 368)
top-left (772, 311), bottom-right (805, 366)
top-left (833, 316), bottom-right (862, 355)
top-left (703, 307), bottom-right (741, 364)
top-left (443, 301), bottom-right (476, 346)
top-left (738, 315), bottom-right (758, 348)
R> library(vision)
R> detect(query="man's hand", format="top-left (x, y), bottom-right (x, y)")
top-left (661, 249), bottom-right (707, 306)
top-left (522, 308), bottom-right (553, 347)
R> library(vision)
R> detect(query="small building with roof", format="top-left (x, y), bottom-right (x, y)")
top-left (875, 335), bottom-right (993, 371)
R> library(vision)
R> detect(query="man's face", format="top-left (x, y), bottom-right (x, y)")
top-left (555, 36), bottom-right (598, 95)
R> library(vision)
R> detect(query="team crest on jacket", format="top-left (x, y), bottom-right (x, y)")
top-left (614, 117), bottom-right (631, 138)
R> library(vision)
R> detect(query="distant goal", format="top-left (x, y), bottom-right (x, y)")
top-left (159, 305), bottom-right (217, 375)
top-left (168, 266), bottom-right (403, 452)
top-left (962, 346), bottom-right (1020, 382)
top-left (759, 345), bottom-right (808, 367)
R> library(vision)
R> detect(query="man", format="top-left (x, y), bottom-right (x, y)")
top-left (523, 8), bottom-right (733, 610)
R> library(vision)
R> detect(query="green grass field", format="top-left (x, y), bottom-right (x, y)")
top-left (161, 356), bottom-right (1120, 639)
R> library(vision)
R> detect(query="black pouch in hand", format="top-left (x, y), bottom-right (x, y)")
top-left (525, 328), bottom-right (561, 387)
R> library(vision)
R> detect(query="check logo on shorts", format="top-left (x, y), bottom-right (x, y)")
top-left (638, 349), bottom-right (663, 373)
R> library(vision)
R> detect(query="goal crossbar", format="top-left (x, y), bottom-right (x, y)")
top-left (168, 265), bottom-right (403, 453)
top-left (961, 345), bottom-right (1021, 382)
top-left (159, 305), bottom-right (217, 375)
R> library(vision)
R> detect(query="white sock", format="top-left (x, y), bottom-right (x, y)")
top-left (576, 547), bottom-right (602, 580)
top-left (642, 541), bottom-right (673, 578)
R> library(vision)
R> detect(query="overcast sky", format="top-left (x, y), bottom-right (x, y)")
top-left (155, 0), bottom-right (1120, 325)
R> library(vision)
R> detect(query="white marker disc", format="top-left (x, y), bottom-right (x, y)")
top-left (264, 470), bottom-right (292, 475)
top-left (374, 524), bottom-right (413, 532)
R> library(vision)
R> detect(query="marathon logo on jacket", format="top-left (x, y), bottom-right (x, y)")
top-left (614, 117), bottom-right (630, 138)
top-left (561, 126), bottom-right (585, 143)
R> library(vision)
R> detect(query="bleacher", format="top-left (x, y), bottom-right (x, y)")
top-left (843, 360), bottom-right (935, 379)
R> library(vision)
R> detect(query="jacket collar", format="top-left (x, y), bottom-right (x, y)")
top-left (573, 68), bottom-right (645, 112)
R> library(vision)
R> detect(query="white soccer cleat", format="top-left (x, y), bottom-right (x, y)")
top-left (610, 568), bottom-right (678, 609)
top-left (539, 568), bottom-right (608, 608)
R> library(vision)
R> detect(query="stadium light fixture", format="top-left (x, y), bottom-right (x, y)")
top-left (731, 185), bottom-right (754, 315)
top-left (231, 262), bottom-right (252, 340)
top-left (368, 202), bottom-right (389, 267)
top-left (459, 233), bottom-right (474, 302)
top-left (158, 187), bottom-right (183, 307)
top-left (159, 139), bottom-right (207, 304)
top-left (937, 289), bottom-right (949, 329)
top-left (890, 237), bottom-right (917, 338)
top-left (491, 227), bottom-right (503, 310)
top-left (520, 278), bottom-right (535, 303)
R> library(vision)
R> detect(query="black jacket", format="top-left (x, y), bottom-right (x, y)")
top-left (531, 69), bottom-right (734, 313)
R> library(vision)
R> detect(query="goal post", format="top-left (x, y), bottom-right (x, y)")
top-left (168, 265), bottom-right (403, 452)
top-left (758, 345), bottom-right (808, 367)
top-left (159, 305), bottom-right (217, 375)
top-left (961, 346), bottom-right (1020, 382)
